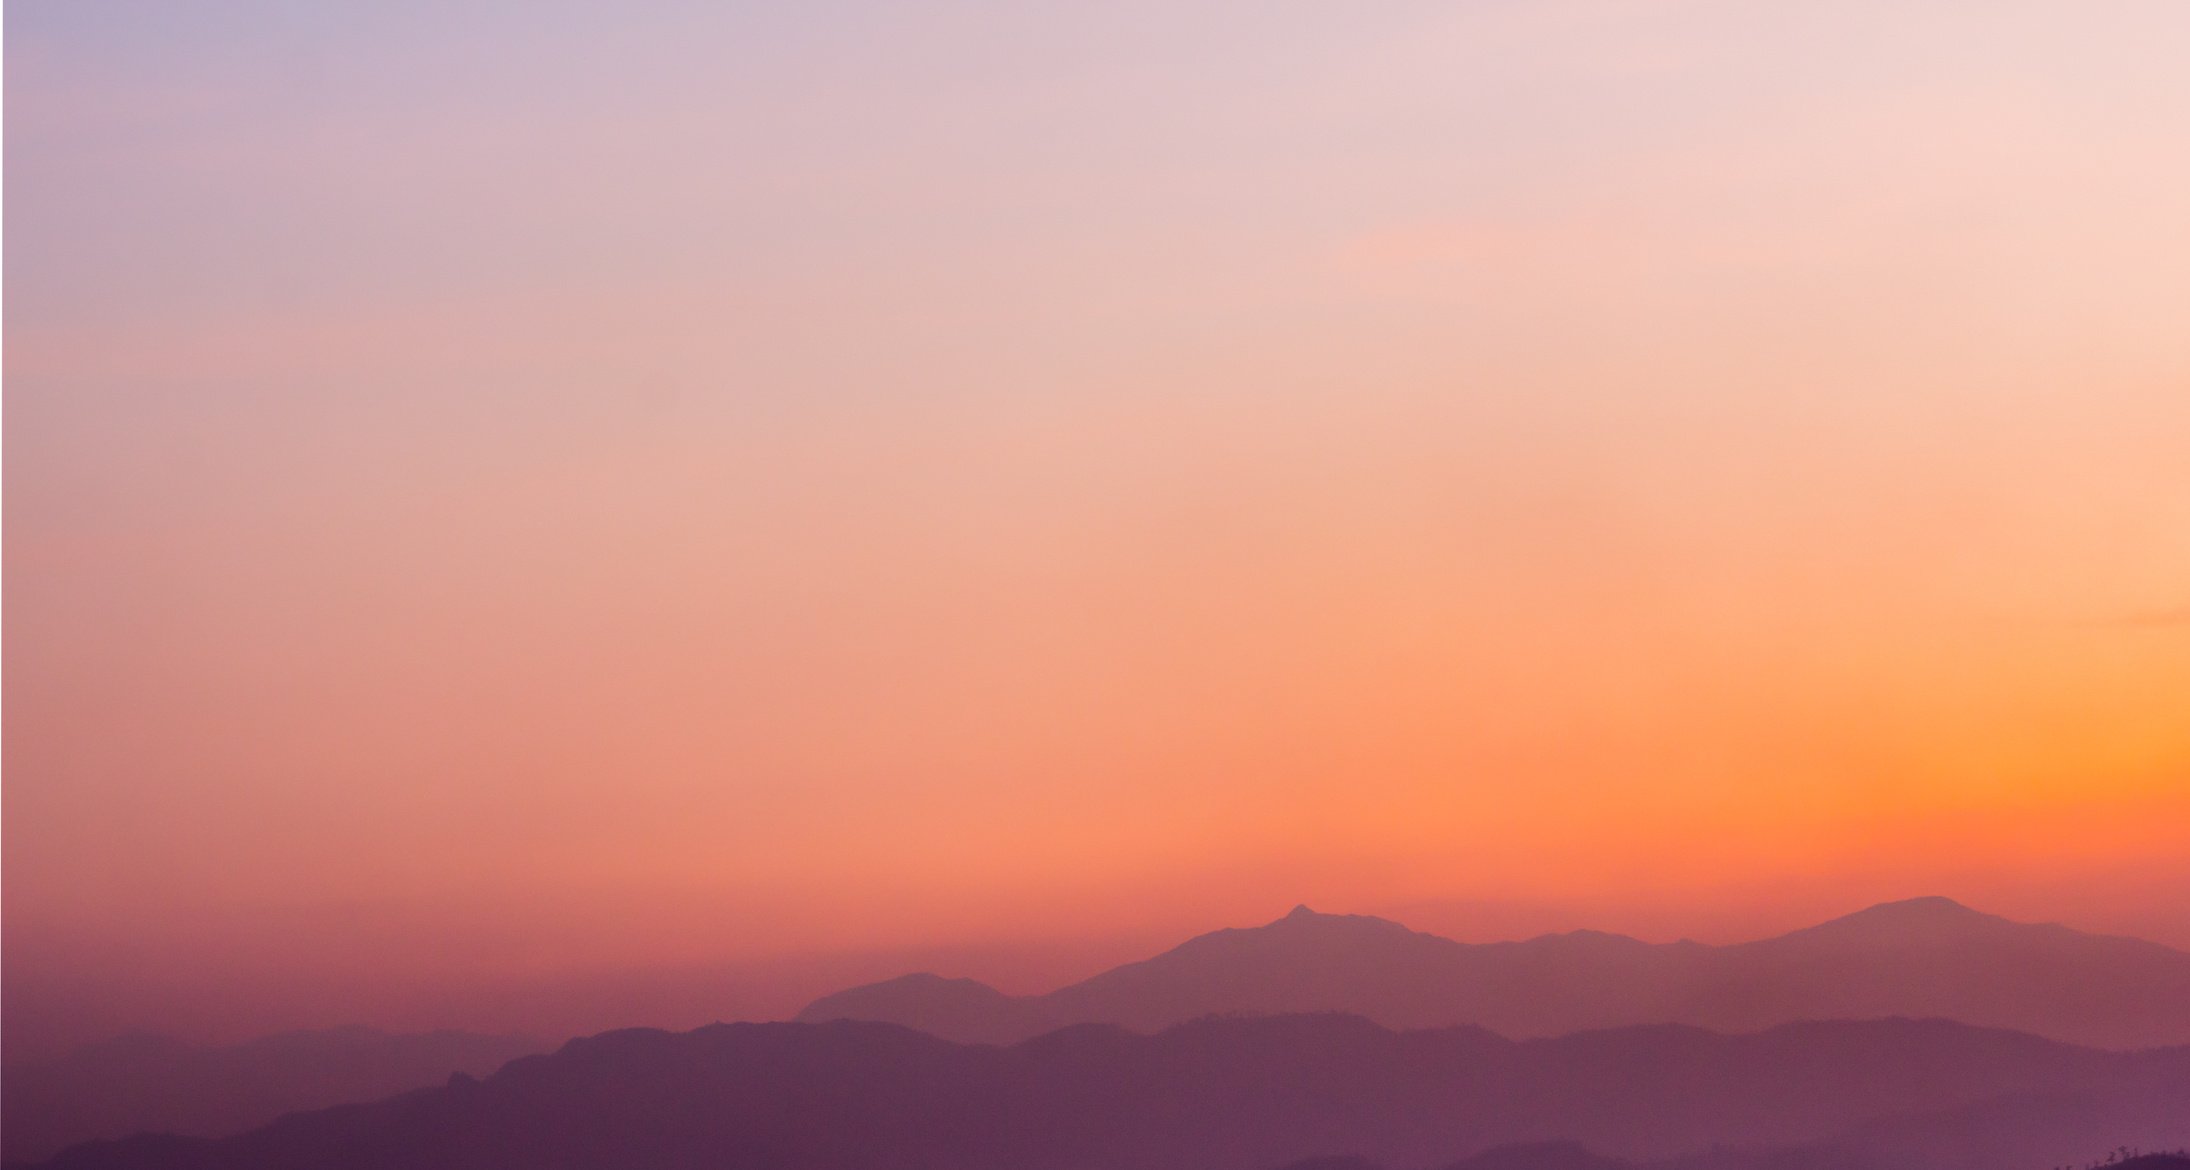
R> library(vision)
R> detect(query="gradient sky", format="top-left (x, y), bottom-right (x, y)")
top-left (7, 0), bottom-right (2190, 1054)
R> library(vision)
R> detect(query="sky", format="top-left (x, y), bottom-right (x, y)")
top-left (6, 0), bottom-right (2190, 1055)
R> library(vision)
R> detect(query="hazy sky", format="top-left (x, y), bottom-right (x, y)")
top-left (7, 0), bottom-right (2190, 1051)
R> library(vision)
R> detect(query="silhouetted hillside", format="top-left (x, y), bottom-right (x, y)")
top-left (800, 898), bottom-right (2190, 1049)
top-left (0, 1028), bottom-right (546, 1163)
top-left (16, 1015), bottom-right (2189, 1170)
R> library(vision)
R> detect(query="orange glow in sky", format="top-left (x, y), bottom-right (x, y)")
top-left (6, 0), bottom-right (2190, 1053)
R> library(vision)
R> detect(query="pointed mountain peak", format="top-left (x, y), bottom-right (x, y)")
top-left (1249, 905), bottom-right (1420, 937)
top-left (1265, 904), bottom-right (1394, 929)
top-left (1846, 895), bottom-right (1988, 922)
top-left (1776, 895), bottom-right (2018, 947)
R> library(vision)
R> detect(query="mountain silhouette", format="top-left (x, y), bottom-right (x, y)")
top-left (14, 1015), bottom-right (2187, 1170)
top-left (798, 898), bottom-right (2190, 1049)
top-left (0, 1027), bottom-right (546, 1164)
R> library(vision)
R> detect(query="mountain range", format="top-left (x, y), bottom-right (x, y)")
top-left (12, 896), bottom-right (2188, 1168)
top-left (16, 1014), bottom-right (2189, 1170)
top-left (0, 1028), bottom-right (547, 1164)
top-left (798, 897), bottom-right (2190, 1049)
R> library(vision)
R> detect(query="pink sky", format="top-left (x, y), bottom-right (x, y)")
top-left (7, 0), bottom-right (2190, 1055)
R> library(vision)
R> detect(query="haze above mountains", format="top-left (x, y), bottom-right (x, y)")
top-left (9, 895), bottom-right (2189, 1168)
top-left (799, 897), bottom-right (2190, 1050)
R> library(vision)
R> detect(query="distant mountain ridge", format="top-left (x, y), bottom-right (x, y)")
top-left (18, 1014), bottom-right (2189, 1170)
top-left (798, 897), bottom-right (2190, 1049)
top-left (0, 1027), bottom-right (547, 1164)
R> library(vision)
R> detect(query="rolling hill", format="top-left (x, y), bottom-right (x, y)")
top-left (16, 1014), bottom-right (2188, 1170)
top-left (799, 898), bottom-right (2190, 1049)
top-left (0, 1027), bottom-right (546, 1164)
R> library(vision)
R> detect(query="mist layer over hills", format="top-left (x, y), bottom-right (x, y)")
top-left (12, 897), bottom-right (2188, 1168)
top-left (17, 1015), bottom-right (2189, 1170)
top-left (799, 898), bottom-right (2190, 1049)
top-left (0, 1029), bottom-right (546, 1164)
